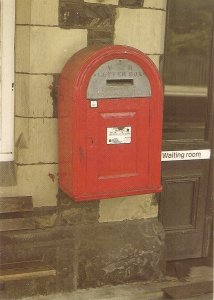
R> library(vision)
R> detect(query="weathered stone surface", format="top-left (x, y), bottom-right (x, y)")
top-left (114, 8), bottom-right (166, 54)
top-left (0, 227), bottom-right (75, 263)
top-left (0, 218), bottom-right (165, 297)
top-left (15, 26), bottom-right (31, 73)
top-left (15, 118), bottom-right (58, 164)
top-left (30, 0), bottom-right (58, 25)
top-left (99, 194), bottom-right (158, 223)
top-left (0, 162), bottom-right (16, 186)
top-left (30, 27), bottom-right (87, 74)
top-left (50, 74), bottom-right (60, 118)
top-left (58, 189), bottom-right (99, 225)
top-left (119, 0), bottom-right (144, 8)
top-left (16, 26), bottom-right (87, 74)
top-left (59, 2), bottom-right (116, 31)
top-left (0, 245), bottom-right (57, 299)
top-left (78, 218), bottom-right (165, 287)
top-left (15, 74), bottom-right (55, 118)
top-left (144, 0), bottom-right (167, 10)
top-left (0, 226), bottom-right (76, 298)
top-left (16, 0), bottom-right (31, 24)
top-left (16, 0), bottom-right (58, 26)
top-left (148, 54), bottom-right (160, 69)
top-left (55, 245), bottom-right (76, 292)
top-left (15, 117), bottom-right (29, 149)
top-left (2, 276), bottom-right (57, 299)
top-left (84, 0), bottom-right (119, 5)
top-left (88, 29), bottom-right (114, 45)
top-left (0, 164), bottom-right (58, 207)
top-left (33, 207), bottom-right (58, 229)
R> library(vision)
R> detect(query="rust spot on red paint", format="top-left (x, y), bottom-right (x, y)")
top-left (48, 173), bottom-right (55, 182)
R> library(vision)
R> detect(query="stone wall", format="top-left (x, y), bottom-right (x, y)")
top-left (0, 191), bottom-right (165, 298)
top-left (0, 1), bottom-right (167, 297)
top-left (0, 0), bottom-right (166, 213)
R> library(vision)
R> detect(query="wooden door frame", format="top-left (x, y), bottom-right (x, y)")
top-left (202, 21), bottom-right (214, 256)
top-left (160, 2), bottom-right (214, 259)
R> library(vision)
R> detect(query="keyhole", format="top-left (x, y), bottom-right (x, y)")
top-left (89, 137), bottom-right (94, 145)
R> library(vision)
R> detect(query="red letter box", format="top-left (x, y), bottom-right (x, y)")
top-left (58, 45), bottom-right (163, 201)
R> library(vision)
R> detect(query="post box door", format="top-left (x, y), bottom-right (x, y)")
top-left (86, 100), bottom-right (150, 195)
top-left (84, 58), bottom-right (152, 197)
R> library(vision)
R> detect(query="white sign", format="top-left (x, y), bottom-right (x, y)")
top-left (107, 126), bottom-right (131, 144)
top-left (161, 149), bottom-right (211, 161)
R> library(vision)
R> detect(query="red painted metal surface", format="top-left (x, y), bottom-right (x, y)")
top-left (58, 45), bottom-right (163, 201)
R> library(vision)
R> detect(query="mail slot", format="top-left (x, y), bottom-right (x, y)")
top-left (58, 45), bottom-right (163, 201)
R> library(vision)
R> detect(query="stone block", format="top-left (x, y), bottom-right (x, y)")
top-left (0, 164), bottom-right (58, 207)
top-left (119, 0), bottom-right (144, 8)
top-left (78, 219), bottom-right (165, 287)
top-left (148, 54), bottom-right (160, 69)
top-left (55, 245), bottom-right (76, 292)
top-left (15, 117), bottom-right (30, 149)
top-left (15, 74), bottom-right (30, 117)
top-left (114, 8), bottom-right (166, 54)
top-left (16, 0), bottom-right (58, 26)
top-left (17, 164), bottom-right (58, 207)
top-left (84, 0), bottom-right (119, 4)
top-left (16, 26), bottom-right (87, 74)
top-left (99, 194), bottom-right (158, 222)
top-left (30, 27), bottom-right (87, 73)
top-left (15, 26), bottom-right (31, 73)
top-left (15, 118), bottom-right (58, 164)
top-left (144, 0), bottom-right (167, 10)
top-left (88, 29), bottom-right (114, 45)
top-left (16, 0), bottom-right (31, 24)
top-left (57, 189), bottom-right (99, 225)
top-left (34, 210), bottom-right (58, 229)
top-left (0, 245), bottom-right (42, 265)
top-left (31, 0), bottom-right (58, 25)
top-left (3, 276), bottom-right (57, 299)
top-left (0, 162), bottom-right (16, 186)
top-left (59, 2), bottom-right (116, 31)
top-left (15, 74), bottom-right (55, 117)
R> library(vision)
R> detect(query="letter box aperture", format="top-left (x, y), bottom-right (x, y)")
top-left (58, 45), bottom-right (163, 201)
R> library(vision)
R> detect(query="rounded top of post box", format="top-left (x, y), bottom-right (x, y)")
top-left (59, 45), bottom-right (163, 99)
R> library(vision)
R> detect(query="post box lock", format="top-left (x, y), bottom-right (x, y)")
top-left (58, 45), bottom-right (163, 201)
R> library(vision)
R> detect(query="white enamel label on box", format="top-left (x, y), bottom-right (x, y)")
top-left (107, 127), bottom-right (131, 144)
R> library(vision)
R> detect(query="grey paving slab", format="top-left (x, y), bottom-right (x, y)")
top-left (22, 266), bottom-right (213, 300)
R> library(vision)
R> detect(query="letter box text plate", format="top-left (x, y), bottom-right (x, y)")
top-left (107, 127), bottom-right (131, 144)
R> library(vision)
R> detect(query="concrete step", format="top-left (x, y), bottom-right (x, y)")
top-left (0, 196), bottom-right (33, 214)
top-left (0, 196), bottom-right (34, 232)
top-left (0, 260), bottom-right (56, 282)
